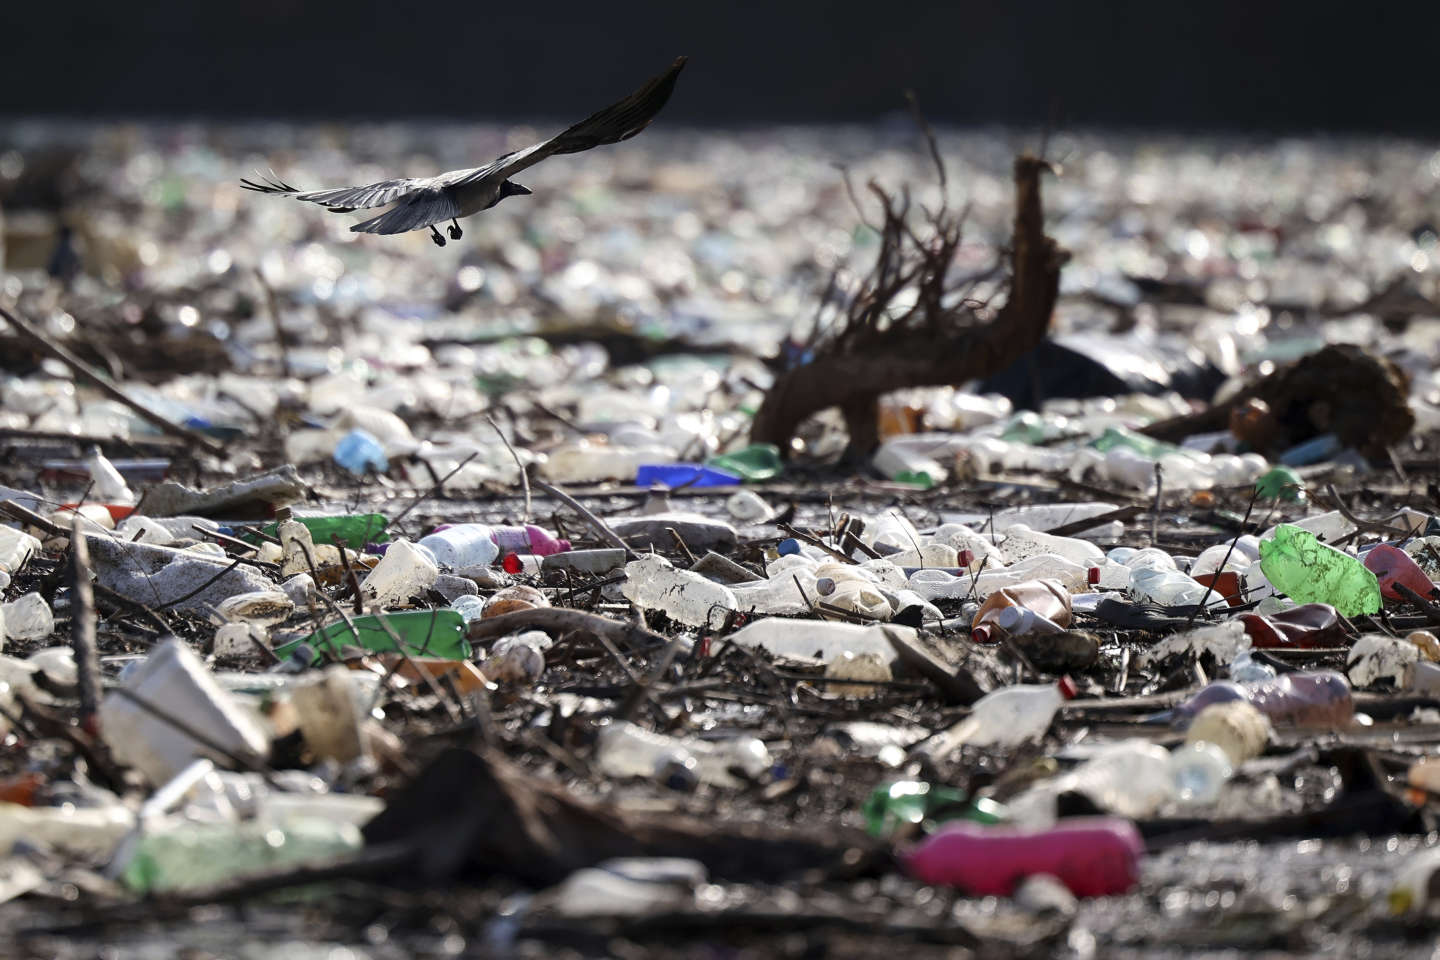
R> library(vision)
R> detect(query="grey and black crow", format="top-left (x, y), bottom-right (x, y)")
top-left (241, 57), bottom-right (686, 246)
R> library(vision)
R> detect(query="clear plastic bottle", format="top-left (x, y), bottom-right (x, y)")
top-left (1169, 741), bottom-right (1234, 803)
top-left (1229, 648), bottom-right (1278, 687)
top-left (814, 563), bottom-right (893, 620)
top-left (989, 604), bottom-right (1065, 639)
top-left (727, 617), bottom-right (906, 661)
top-left (1070, 739), bottom-right (1176, 817)
top-left (938, 676), bottom-right (1077, 747)
top-left (729, 572), bottom-right (815, 616)
top-left (1127, 566), bottom-right (1227, 609)
top-left (450, 594), bottom-right (487, 623)
top-left (359, 539), bottom-right (438, 608)
top-left (620, 554), bottom-right (737, 628)
top-left (119, 817), bottom-right (363, 893)
top-left (0, 526), bottom-right (40, 579)
top-left (594, 721), bottom-right (770, 788)
top-left (86, 445), bottom-right (136, 504)
top-left (997, 524), bottom-right (1104, 566)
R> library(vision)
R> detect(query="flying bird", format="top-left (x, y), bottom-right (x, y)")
top-left (241, 57), bottom-right (687, 247)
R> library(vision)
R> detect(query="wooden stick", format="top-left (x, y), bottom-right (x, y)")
top-left (532, 479), bottom-right (638, 559)
top-left (69, 514), bottom-right (102, 722)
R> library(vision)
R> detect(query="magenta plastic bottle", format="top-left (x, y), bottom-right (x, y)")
top-left (490, 524), bottom-right (571, 557)
top-left (902, 817), bottom-right (1144, 896)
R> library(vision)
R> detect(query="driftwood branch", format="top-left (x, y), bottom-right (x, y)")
top-left (750, 154), bottom-right (1066, 460)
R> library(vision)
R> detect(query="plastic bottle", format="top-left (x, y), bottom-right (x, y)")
top-left (621, 554), bottom-right (737, 628)
top-left (997, 524), bottom-right (1104, 566)
top-left (277, 609), bottom-right (471, 662)
top-left (256, 513), bottom-right (388, 551)
top-left (1126, 567), bottom-right (1227, 609)
top-left (419, 524), bottom-right (500, 570)
top-left (0, 526), bottom-right (40, 581)
top-left (725, 489), bottom-right (773, 523)
top-left (1244, 669), bottom-right (1354, 727)
top-left (1168, 741), bottom-right (1234, 803)
top-left (971, 579), bottom-right (1072, 643)
top-left (814, 563), bottom-right (894, 621)
top-left (726, 618), bottom-right (907, 661)
top-left (359, 539), bottom-right (438, 608)
top-left (862, 781), bottom-right (1006, 837)
top-left (1228, 648), bottom-right (1278, 686)
top-left (450, 594), bottom-right (486, 624)
top-left (1190, 537), bottom-right (1262, 577)
top-left (1070, 740), bottom-right (1175, 817)
top-left (543, 442), bottom-right (677, 484)
top-left (902, 816), bottom-right (1143, 896)
top-left (989, 605), bottom-right (1066, 639)
top-left (872, 442), bottom-right (946, 488)
top-left (729, 573), bottom-right (814, 616)
top-left (119, 817), bottom-right (363, 894)
top-left (1184, 701), bottom-right (1270, 766)
top-left (1258, 524), bottom-right (1381, 616)
top-left (705, 443), bottom-right (783, 482)
top-left (488, 524), bottom-right (571, 558)
top-left (1363, 544), bottom-right (1438, 602)
top-left (2, 593), bottom-right (53, 641)
top-left (1259, 511), bottom-right (1355, 545)
top-left (86, 445), bottom-right (136, 504)
top-left (1239, 603), bottom-right (1343, 648)
top-left (594, 721), bottom-right (770, 789)
top-left (332, 428), bottom-right (389, 475)
top-left (939, 677), bottom-right (1077, 747)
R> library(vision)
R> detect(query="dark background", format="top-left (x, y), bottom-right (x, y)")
top-left (4, 0), bottom-right (1437, 133)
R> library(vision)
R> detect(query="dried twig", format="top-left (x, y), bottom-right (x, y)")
top-left (532, 479), bottom-right (637, 559)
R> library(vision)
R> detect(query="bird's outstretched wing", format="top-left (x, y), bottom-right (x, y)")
top-left (239, 171), bottom-right (434, 213)
top-left (349, 186), bottom-right (462, 236)
top-left (452, 55), bottom-right (688, 189)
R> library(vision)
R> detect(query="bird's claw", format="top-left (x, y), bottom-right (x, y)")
top-left (448, 224), bottom-right (462, 240)
top-left (431, 231), bottom-right (447, 247)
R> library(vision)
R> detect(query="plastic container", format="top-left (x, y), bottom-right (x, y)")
top-left (989, 605), bottom-right (1066, 639)
top-left (972, 579), bottom-right (1072, 643)
top-left (1239, 603), bottom-right (1343, 648)
top-left (277, 609), bottom-right (471, 662)
top-left (1245, 669), bottom-right (1354, 727)
top-left (2, 593), bottom-right (53, 641)
top-left (1169, 741), bottom-right (1234, 803)
top-left (902, 817), bottom-right (1143, 896)
top-left (489, 524), bottom-right (571, 558)
top-left (1070, 740), bottom-right (1175, 817)
top-left (814, 563), bottom-right (894, 621)
top-left (997, 524), bottom-right (1104, 566)
top-left (86, 446), bottom-right (136, 504)
top-left (359, 539), bottom-right (438, 608)
top-left (419, 524), bottom-right (500, 570)
top-left (0, 526), bottom-right (40, 579)
top-left (1185, 700), bottom-right (1271, 766)
top-left (634, 463), bottom-right (742, 488)
top-left (333, 428), bottom-right (389, 475)
top-left (276, 507), bottom-right (315, 578)
top-left (939, 677), bottom-right (1077, 747)
top-left (1363, 544), bottom-right (1438, 602)
top-left (1126, 566), bottom-right (1227, 609)
top-left (97, 638), bottom-right (271, 786)
top-left (119, 816), bottom-right (363, 894)
top-left (726, 618), bottom-right (909, 661)
top-left (705, 443), bottom-right (783, 482)
top-left (862, 781), bottom-right (1006, 837)
top-left (1259, 525), bottom-right (1380, 616)
top-left (621, 554), bottom-right (737, 628)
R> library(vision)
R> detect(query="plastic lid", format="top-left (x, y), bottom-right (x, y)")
top-left (778, 538), bottom-right (801, 556)
top-left (994, 605), bottom-right (1023, 629)
top-left (502, 553), bottom-right (523, 574)
top-left (1057, 676), bottom-right (1079, 699)
top-left (1087, 566), bottom-right (1101, 585)
top-left (971, 624), bottom-right (993, 644)
top-left (957, 549), bottom-right (975, 568)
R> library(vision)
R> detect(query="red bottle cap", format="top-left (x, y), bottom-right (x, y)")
top-left (1057, 676), bottom-right (1079, 700)
top-left (501, 553), bottom-right (523, 574)
top-left (957, 549), bottom-right (975, 568)
top-left (972, 624), bottom-right (992, 644)
top-left (1087, 567), bottom-right (1101, 585)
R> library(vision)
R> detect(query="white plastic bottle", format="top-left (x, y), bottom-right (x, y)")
top-left (86, 446), bottom-right (136, 505)
top-left (990, 604), bottom-right (1066, 638)
top-left (276, 508), bottom-right (315, 578)
top-left (594, 721), bottom-right (772, 789)
top-left (1127, 566), bottom-right (1227, 608)
top-left (418, 524), bottom-right (500, 570)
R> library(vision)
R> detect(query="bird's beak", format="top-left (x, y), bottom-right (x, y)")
top-left (511, 183), bottom-right (532, 196)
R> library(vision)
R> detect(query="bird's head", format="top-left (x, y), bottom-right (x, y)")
top-left (501, 180), bottom-right (532, 200)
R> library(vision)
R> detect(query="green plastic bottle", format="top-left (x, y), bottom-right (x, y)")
top-left (120, 817), bottom-right (362, 894)
top-left (862, 781), bottom-right (1006, 838)
top-left (1089, 426), bottom-right (1184, 460)
top-left (1258, 524), bottom-right (1381, 616)
top-left (706, 443), bottom-right (783, 482)
top-left (251, 513), bottom-right (389, 551)
top-left (1255, 466), bottom-right (1305, 502)
top-left (276, 609), bottom-right (471, 663)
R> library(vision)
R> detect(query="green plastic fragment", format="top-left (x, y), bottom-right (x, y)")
top-left (862, 781), bottom-right (1007, 838)
top-left (251, 513), bottom-right (389, 551)
top-left (1089, 426), bottom-right (1185, 460)
top-left (1255, 466), bottom-right (1305, 502)
top-left (1258, 524), bottom-right (1381, 616)
top-left (893, 471), bottom-right (935, 489)
top-left (706, 443), bottom-right (784, 482)
top-left (275, 609), bottom-right (471, 664)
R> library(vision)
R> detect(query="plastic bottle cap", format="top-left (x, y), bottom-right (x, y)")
top-left (778, 538), bottom-right (801, 556)
top-left (957, 549), bottom-right (975, 568)
top-left (972, 624), bottom-right (992, 644)
top-left (275, 507), bottom-right (293, 521)
top-left (502, 554), bottom-right (523, 574)
top-left (1087, 567), bottom-right (1101, 585)
top-left (1057, 676), bottom-right (1079, 699)
top-left (815, 577), bottom-right (837, 596)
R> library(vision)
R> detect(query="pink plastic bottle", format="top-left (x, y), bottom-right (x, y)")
top-left (490, 524), bottom-right (571, 557)
top-left (1364, 545), bottom-right (1438, 602)
top-left (902, 816), bottom-right (1144, 896)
